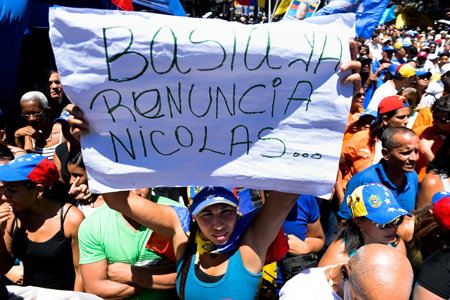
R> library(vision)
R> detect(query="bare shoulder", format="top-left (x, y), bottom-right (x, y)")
top-left (420, 172), bottom-right (443, 189)
top-left (318, 239), bottom-right (349, 267)
top-left (62, 203), bottom-right (85, 236)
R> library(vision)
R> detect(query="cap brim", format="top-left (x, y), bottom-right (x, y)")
top-left (0, 163), bottom-right (29, 182)
top-left (365, 205), bottom-right (411, 224)
top-left (192, 198), bottom-right (238, 217)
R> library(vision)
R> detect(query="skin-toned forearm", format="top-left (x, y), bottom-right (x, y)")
top-left (107, 262), bottom-right (177, 290)
top-left (287, 235), bottom-right (324, 255)
top-left (74, 273), bottom-right (84, 292)
top-left (84, 279), bottom-right (145, 300)
top-left (130, 265), bottom-right (177, 290)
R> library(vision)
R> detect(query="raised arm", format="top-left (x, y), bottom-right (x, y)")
top-left (102, 191), bottom-right (188, 260)
top-left (240, 191), bottom-right (299, 273)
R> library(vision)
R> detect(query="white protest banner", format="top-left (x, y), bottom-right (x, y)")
top-left (49, 8), bottom-right (355, 196)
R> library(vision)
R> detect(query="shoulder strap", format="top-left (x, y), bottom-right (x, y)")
top-left (60, 204), bottom-right (74, 233)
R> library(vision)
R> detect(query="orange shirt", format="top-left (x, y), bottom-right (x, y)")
top-left (413, 125), bottom-right (445, 183)
top-left (412, 107), bottom-right (433, 130)
top-left (343, 107), bottom-right (364, 142)
top-left (341, 130), bottom-right (376, 188)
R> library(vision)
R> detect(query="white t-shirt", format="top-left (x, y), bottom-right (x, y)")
top-left (426, 80), bottom-right (444, 98)
top-left (367, 80), bottom-right (398, 112)
top-left (279, 266), bottom-right (343, 300)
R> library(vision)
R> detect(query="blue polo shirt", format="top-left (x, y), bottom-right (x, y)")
top-left (338, 161), bottom-right (418, 220)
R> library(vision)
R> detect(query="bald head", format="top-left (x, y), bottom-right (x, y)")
top-left (345, 244), bottom-right (413, 300)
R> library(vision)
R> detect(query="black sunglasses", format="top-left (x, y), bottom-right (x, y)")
top-left (371, 216), bottom-right (404, 230)
top-left (434, 115), bottom-right (450, 124)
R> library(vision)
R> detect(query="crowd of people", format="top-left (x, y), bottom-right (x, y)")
top-left (1, 6), bottom-right (450, 300)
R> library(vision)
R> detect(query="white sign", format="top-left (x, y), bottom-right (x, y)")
top-left (49, 8), bottom-right (355, 196)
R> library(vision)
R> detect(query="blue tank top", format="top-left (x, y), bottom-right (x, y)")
top-left (176, 248), bottom-right (262, 300)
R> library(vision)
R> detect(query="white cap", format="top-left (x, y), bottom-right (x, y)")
top-left (428, 54), bottom-right (438, 60)
top-left (383, 37), bottom-right (392, 43)
top-left (442, 63), bottom-right (450, 76)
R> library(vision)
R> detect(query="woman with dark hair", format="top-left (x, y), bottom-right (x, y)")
top-left (0, 154), bottom-right (84, 291)
top-left (67, 150), bottom-right (105, 217)
top-left (318, 183), bottom-right (408, 267)
top-left (416, 135), bottom-right (450, 209)
top-left (335, 95), bottom-right (410, 202)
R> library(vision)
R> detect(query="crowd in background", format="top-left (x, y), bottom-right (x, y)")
top-left (2, 7), bottom-right (450, 300)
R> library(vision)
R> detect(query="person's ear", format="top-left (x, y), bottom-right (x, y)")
top-left (36, 184), bottom-right (45, 199)
top-left (381, 147), bottom-right (389, 160)
top-left (340, 264), bottom-right (350, 281)
top-left (352, 217), bottom-right (363, 230)
top-left (382, 115), bottom-right (389, 126)
top-left (0, 130), bottom-right (6, 142)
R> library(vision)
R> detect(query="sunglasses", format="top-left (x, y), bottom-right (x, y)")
top-left (21, 111), bottom-right (44, 119)
top-left (417, 75), bottom-right (430, 80)
top-left (371, 216), bottom-right (404, 230)
top-left (434, 115), bottom-right (450, 123)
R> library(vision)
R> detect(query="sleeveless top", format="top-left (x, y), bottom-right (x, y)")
top-left (440, 174), bottom-right (450, 192)
top-left (176, 248), bottom-right (261, 300)
top-left (32, 131), bottom-right (63, 162)
top-left (343, 238), bottom-right (397, 258)
top-left (11, 205), bottom-right (76, 290)
top-left (55, 141), bottom-right (70, 187)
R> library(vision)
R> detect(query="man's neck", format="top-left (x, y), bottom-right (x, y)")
top-left (382, 161), bottom-right (406, 188)
top-left (392, 78), bottom-right (408, 91)
top-left (394, 53), bottom-right (404, 61)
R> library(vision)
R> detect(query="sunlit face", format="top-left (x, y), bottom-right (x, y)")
top-left (438, 55), bottom-right (449, 68)
top-left (384, 134), bottom-right (419, 173)
top-left (45, 73), bottom-right (64, 105)
top-left (68, 163), bottom-right (88, 186)
top-left (21, 100), bottom-right (48, 130)
top-left (415, 75), bottom-right (430, 89)
top-left (354, 217), bottom-right (399, 245)
top-left (352, 94), bottom-right (365, 108)
top-left (195, 203), bottom-right (238, 245)
top-left (2, 181), bottom-right (37, 212)
top-left (382, 107), bottom-right (410, 128)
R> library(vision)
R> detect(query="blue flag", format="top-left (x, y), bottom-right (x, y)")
top-left (378, 5), bottom-right (395, 24)
top-left (315, 0), bottom-right (390, 39)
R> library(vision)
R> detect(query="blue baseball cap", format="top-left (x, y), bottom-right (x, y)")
top-left (360, 109), bottom-right (377, 119)
top-left (0, 154), bottom-right (59, 188)
top-left (415, 68), bottom-right (432, 77)
top-left (347, 183), bottom-right (411, 224)
top-left (382, 45), bottom-right (396, 52)
top-left (191, 187), bottom-right (239, 217)
top-left (387, 63), bottom-right (400, 76)
top-left (432, 191), bottom-right (450, 205)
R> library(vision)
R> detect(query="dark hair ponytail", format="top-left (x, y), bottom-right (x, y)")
top-left (178, 220), bottom-right (199, 300)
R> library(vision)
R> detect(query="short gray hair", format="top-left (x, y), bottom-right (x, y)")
top-left (20, 91), bottom-right (48, 109)
top-left (381, 127), bottom-right (417, 152)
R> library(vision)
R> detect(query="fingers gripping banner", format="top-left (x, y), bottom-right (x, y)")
top-left (49, 8), bottom-right (355, 196)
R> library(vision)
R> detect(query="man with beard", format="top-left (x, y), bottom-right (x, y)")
top-left (414, 94), bottom-right (450, 182)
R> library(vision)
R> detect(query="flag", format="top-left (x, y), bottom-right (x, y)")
top-left (274, 0), bottom-right (292, 16)
top-left (315, 0), bottom-right (390, 39)
top-left (235, 0), bottom-right (259, 6)
top-left (378, 5), bottom-right (395, 24)
top-left (112, 0), bottom-right (134, 10)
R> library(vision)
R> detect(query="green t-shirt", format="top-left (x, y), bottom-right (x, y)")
top-left (79, 196), bottom-right (184, 300)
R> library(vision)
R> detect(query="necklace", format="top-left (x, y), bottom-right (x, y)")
top-left (328, 263), bottom-right (345, 287)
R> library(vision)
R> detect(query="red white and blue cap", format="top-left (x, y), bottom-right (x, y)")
top-left (432, 191), bottom-right (450, 232)
top-left (0, 154), bottom-right (59, 188)
top-left (54, 108), bottom-right (70, 124)
top-left (347, 183), bottom-right (411, 224)
top-left (191, 186), bottom-right (239, 217)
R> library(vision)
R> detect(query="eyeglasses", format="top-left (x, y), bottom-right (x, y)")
top-left (434, 115), bottom-right (450, 124)
top-left (21, 111), bottom-right (44, 119)
top-left (371, 216), bottom-right (404, 230)
top-left (417, 75), bottom-right (430, 80)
